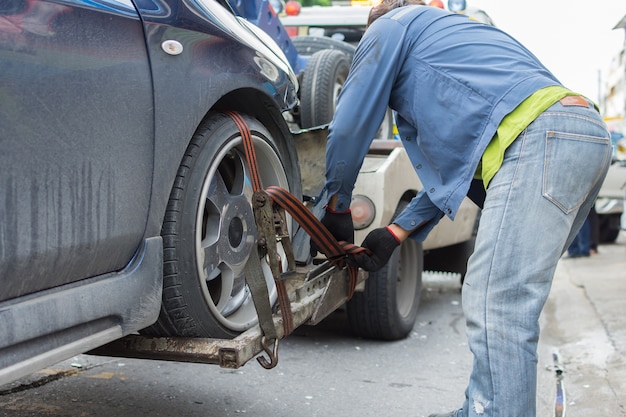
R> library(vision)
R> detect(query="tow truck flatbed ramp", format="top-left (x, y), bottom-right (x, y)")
top-left (90, 263), bottom-right (366, 369)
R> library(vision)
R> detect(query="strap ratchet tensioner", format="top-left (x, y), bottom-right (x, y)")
top-left (222, 111), bottom-right (367, 370)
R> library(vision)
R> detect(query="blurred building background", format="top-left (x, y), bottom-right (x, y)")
top-left (601, 14), bottom-right (626, 134)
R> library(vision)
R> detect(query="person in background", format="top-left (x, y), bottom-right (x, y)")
top-left (315, 2), bottom-right (612, 416)
top-left (566, 206), bottom-right (600, 258)
top-left (566, 216), bottom-right (591, 257)
top-left (589, 205), bottom-right (600, 254)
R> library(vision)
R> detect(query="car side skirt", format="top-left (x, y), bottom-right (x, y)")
top-left (0, 237), bottom-right (163, 386)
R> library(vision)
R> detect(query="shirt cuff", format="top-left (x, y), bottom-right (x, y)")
top-left (392, 191), bottom-right (443, 242)
top-left (318, 183), bottom-right (352, 213)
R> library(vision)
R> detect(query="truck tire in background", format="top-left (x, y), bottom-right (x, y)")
top-left (297, 45), bottom-right (394, 139)
top-left (347, 201), bottom-right (423, 341)
top-left (299, 48), bottom-right (350, 128)
top-left (294, 37), bottom-right (394, 139)
top-left (347, 238), bottom-right (423, 341)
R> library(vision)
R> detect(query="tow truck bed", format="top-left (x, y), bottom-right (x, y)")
top-left (90, 262), bottom-right (365, 369)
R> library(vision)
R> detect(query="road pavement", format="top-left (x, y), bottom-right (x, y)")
top-left (536, 230), bottom-right (626, 417)
top-left (0, 232), bottom-right (623, 417)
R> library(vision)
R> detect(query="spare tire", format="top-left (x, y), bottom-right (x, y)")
top-left (296, 39), bottom-right (394, 139)
top-left (299, 48), bottom-right (350, 128)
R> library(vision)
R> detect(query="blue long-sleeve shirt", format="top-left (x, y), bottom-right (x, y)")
top-left (323, 5), bottom-right (562, 241)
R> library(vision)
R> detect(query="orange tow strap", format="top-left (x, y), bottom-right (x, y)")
top-left (223, 111), bottom-right (367, 337)
top-left (264, 186), bottom-right (365, 297)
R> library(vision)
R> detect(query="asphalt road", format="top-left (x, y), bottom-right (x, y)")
top-left (1, 232), bottom-right (624, 417)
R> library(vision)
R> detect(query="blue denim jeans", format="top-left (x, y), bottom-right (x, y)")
top-left (457, 99), bottom-right (612, 417)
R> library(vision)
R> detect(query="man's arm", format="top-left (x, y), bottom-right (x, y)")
top-left (324, 19), bottom-right (408, 212)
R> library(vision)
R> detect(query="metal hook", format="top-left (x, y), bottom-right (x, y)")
top-left (257, 336), bottom-right (279, 369)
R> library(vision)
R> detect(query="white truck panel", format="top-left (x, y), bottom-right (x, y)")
top-left (354, 146), bottom-right (479, 250)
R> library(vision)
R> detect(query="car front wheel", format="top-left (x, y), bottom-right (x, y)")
top-left (146, 112), bottom-right (298, 338)
top-left (296, 46), bottom-right (394, 140)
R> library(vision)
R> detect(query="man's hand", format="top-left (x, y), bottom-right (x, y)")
top-left (351, 226), bottom-right (401, 271)
top-left (310, 207), bottom-right (354, 256)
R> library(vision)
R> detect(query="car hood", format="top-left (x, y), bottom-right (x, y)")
top-left (132, 0), bottom-right (298, 100)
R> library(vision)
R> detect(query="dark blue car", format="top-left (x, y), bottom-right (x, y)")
top-left (0, 0), bottom-right (300, 384)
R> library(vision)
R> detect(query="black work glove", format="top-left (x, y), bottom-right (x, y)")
top-left (311, 207), bottom-right (354, 257)
top-left (350, 226), bottom-right (401, 272)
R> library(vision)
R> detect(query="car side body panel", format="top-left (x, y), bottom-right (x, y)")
top-left (0, 237), bottom-right (163, 386)
top-left (0, 0), bottom-right (298, 386)
top-left (0, 0), bottom-right (154, 301)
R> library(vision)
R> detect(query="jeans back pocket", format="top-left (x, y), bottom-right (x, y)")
top-left (543, 131), bottom-right (611, 214)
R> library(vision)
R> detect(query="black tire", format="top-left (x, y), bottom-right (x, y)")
top-left (598, 213), bottom-right (621, 243)
top-left (347, 200), bottom-right (424, 341)
top-left (292, 36), bottom-right (356, 59)
top-left (297, 45), bottom-right (393, 139)
top-left (146, 112), bottom-right (299, 338)
top-left (299, 48), bottom-right (350, 128)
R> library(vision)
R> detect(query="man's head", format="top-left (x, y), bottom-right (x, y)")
top-left (366, 0), bottom-right (426, 28)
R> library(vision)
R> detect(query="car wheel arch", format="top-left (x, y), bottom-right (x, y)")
top-left (145, 87), bottom-right (300, 238)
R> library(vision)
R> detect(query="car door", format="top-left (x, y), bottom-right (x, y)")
top-left (0, 0), bottom-right (154, 301)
